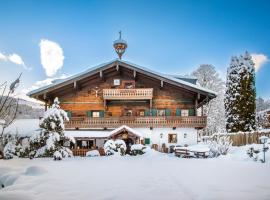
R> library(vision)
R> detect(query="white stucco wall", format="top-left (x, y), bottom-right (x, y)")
top-left (95, 138), bottom-right (107, 148)
top-left (134, 128), bottom-right (198, 147)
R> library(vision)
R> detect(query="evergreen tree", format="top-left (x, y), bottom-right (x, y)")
top-left (29, 97), bottom-right (73, 158)
top-left (225, 52), bottom-right (256, 132)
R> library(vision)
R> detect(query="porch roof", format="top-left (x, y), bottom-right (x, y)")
top-left (108, 125), bottom-right (142, 138)
top-left (65, 125), bottom-right (142, 139)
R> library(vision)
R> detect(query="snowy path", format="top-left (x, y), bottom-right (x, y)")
top-left (0, 154), bottom-right (270, 200)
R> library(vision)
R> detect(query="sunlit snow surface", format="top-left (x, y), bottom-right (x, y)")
top-left (0, 148), bottom-right (270, 200)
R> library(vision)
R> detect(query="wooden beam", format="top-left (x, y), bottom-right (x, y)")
top-left (116, 64), bottom-right (119, 71)
top-left (99, 70), bottom-right (103, 78)
top-left (133, 70), bottom-right (136, 78)
top-left (160, 80), bottom-right (164, 88)
top-left (73, 81), bottom-right (77, 89)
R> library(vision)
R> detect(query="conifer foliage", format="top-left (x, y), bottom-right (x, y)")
top-left (29, 97), bottom-right (73, 159)
top-left (225, 51), bottom-right (256, 132)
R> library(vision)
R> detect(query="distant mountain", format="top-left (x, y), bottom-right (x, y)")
top-left (16, 98), bottom-right (44, 119)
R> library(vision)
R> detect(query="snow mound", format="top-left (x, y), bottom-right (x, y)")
top-left (0, 191), bottom-right (35, 200)
top-left (0, 172), bottom-right (20, 188)
top-left (25, 166), bottom-right (47, 176)
top-left (86, 150), bottom-right (100, 157)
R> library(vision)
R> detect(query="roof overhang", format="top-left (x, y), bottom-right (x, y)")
top-left (27, 59), bottom-right (217, 102)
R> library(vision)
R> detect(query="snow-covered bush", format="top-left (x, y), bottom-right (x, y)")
top-left (130, 144), bottom-right (147, 156)
top-left (2, 133), bottom-right (30, 159)
top-left (86, 150), bottom-right (100, 157)
top-left (29, 97), bottom-right (73, 159)
top-left (209, 135), bottom-right (232, 157)
top-left (115, 139), bottom-right (126, 156)
top-left (104, 139), bottom-right (126, 156)
top-left (53, 151), bottom-right (62, 160)
top-left (104, 140), bottom-right (116, 156)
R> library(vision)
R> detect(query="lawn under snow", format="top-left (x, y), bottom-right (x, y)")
top-left (1, 148), bottom-right (270, 200)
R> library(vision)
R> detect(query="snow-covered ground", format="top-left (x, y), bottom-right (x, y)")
top-left (1, 148), bottom-right (270, 200)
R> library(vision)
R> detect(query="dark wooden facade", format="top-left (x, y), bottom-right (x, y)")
top-left (29, 60), bottom-right (215, 129)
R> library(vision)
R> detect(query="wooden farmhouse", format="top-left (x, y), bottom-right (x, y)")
top-left (28, 34), bottom-right (216, 155)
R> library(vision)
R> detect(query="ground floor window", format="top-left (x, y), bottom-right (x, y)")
top-left (168, 134), bottom-right (177, 143)
top-left (77, 140), bottom-right (94, 149)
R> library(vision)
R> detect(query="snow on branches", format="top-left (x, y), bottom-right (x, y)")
top-left (225, 51), bottom-right (256, 132)
top-left (192, 64), bottom-right (226, 134)
top-left (29, 97), bottom-right (72, 159)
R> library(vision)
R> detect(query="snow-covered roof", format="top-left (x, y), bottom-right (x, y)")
top-left (28, 59), bottom-right (216, 98)
top-left (109, 125), bottom-right (142, 138)
top-left (65, 130), bottom-right (112, 138)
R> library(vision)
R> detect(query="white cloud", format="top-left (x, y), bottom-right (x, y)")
top-left (39, 39), bottom-right (65, 77)
top-left (16, 74), bottom-right (68, 104)
top-left (0, 52), bottom-right (30, 70)
top-left (251, 53), bottom-right (268, 72)
top-left (8, 54), bottom-right (25, 65)
top-left (0, 52), bottom-right (7, 61)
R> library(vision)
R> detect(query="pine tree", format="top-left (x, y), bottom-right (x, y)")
top-left (225, 52), bottom-right (256, 132)
top-left (29, 97), bottom-right (73, 158)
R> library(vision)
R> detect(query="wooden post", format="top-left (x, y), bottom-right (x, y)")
top-left (195, 98), bottom-right (198, 116)
top-left (201, 105), bottom-right (204, 116)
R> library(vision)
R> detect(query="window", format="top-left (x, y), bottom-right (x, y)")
top-left (184, 133), bottom-right (187, 138)
top-left (114, 79), bottom-right (120, 86)
top-left (168, 134), bottom-right (177, 143)
top-left (139, 110), bottom-right (145, 116)
top-left (157, 109), bottom-right (166, 116)
top-left (92, 111), bottom-right (100, 118)
top-left (124, 109), bottom-right (133, 116)
top-left (181, 109), bottom-right (189, 117)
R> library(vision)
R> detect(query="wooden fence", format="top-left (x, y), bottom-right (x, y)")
top-left (218, 131), bottom-right (270, 146)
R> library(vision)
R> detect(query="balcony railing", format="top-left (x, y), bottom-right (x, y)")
top-left (65, 116), bottom-right (207, 129)
top-left (103, 88), bottom-right (153, 100)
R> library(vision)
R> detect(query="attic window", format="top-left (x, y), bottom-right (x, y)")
top-left (114, 79), bottom-right (120, 86)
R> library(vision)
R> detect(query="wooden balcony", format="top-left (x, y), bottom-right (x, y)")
top-left (65, 116), bottom-right (207, 129)
top-left (103, 88), bottom-right (153, 100)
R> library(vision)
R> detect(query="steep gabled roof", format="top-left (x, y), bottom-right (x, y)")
top-left (28, 59), bottom-right (216, 99)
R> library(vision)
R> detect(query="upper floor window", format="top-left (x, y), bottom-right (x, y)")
top-left (157, 109), bottom-right (166, 116)
top-left (114, 79), bottom-right (120, 86)
top-left (181, 109), bottom-right (189, 117)
top-left (92, 111), bottom-right (100, 118)
top-left (139, 110), bottom-right (145, 116)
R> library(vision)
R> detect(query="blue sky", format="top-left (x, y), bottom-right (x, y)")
top-left (0, 0), bottom-right (269, 99)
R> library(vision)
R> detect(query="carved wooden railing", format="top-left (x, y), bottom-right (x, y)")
top-left (65, 116), bottom-right (207, 129)
top-left (103, 88), bottom-right (153, 100)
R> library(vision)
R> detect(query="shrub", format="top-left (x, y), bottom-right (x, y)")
top-left (130, 144), bottom-right (146, 156)
top-left (209, 135), bottom-right (232, 157)
top-left (86, 150), bottom-right (100, 157)
top-left (104, 139), bottom-right (126, 156)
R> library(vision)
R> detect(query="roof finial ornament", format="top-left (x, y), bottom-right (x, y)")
top-left (113, 31), bottom-right (127, 60)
